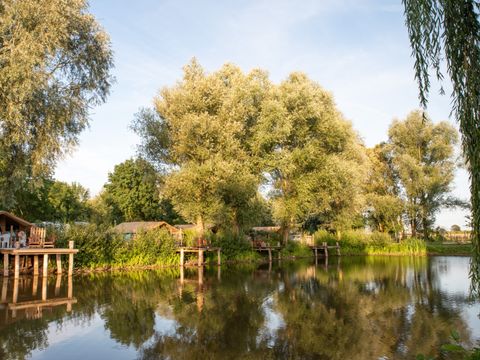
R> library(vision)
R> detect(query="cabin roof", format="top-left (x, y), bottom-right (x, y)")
top-left (0, 211), bottom-right (33, 228)
top-left (251, 226), bottom-right (281, 233)
top-left (113, 221), bottom-right (179, 234)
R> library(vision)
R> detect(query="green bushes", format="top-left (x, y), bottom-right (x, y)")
top-left (210, 231), bottom-right (260, 261)
top-left (55, 224), bottom-right (178, 269)
top-left (280, 241), bottom-right (312, 257)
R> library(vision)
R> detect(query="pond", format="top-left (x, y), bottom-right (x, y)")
top-left (0, 256), bottom-right (479, 359)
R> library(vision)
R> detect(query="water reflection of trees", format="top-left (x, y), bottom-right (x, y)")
top-left (0, 257), bottom-right (476, 360)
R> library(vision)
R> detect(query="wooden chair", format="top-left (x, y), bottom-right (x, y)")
top-left (28, 227), bottom-right (46, 248)
top-left (43, 234), bottom-right (56, 248)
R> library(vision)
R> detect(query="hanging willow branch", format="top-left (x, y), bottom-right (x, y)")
top-left (402, 0), bottom-right (480, 293)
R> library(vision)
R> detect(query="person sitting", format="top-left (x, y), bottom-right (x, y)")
top-left (17, 231), bottom-right (26, 247)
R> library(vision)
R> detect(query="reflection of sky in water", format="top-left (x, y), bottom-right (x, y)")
top-left (257, 295), bottom-right (285, 347)
top-left (30, 313), bottom-right (137, 360)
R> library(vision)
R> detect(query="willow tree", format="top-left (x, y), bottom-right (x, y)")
top-left (133, 60), bottom-right (269, 235)
top-left (402, 2), bottom-right (479, 254)
top-left (388, 110), bottom-right (459, 238)
top-left (0, 0), bottom-right (113, 208)
top-left (253, 73), bottom-right (366, 242)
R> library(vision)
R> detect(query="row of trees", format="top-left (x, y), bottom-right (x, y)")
top-left (3, 58), bottom-right (463, 242)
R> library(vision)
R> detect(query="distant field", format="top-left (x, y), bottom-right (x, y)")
top-left (426, 242), bottom-right (472, 256)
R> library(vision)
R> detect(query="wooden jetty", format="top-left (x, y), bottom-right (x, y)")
top-left (252, 245), bottom-right (282, 262)
top-left (309, 242), bottom-right (341, 258)
top-left (1, 241), bottom-right (79, 278)
top-left (177, 246), bottom-right (221, 267)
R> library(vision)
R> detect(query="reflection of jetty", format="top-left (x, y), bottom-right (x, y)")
top-left (0, 275), bottom-right (76, 322)
top-left (177, 247), bottom-right (221, 267)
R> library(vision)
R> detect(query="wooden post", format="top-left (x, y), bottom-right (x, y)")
top-left (180, 248), bottom-right (184, 267)
top-left (323, 242), bottom-right (329, 258)
top-left (1, 278), bottom-right (7, 302)
top-left (67, 276), bottom-right (73, 299)
top-left (3, 253), bottom-right (8, 277)
top-left (41, 276), bottom-right (47, 301)
top-left (14, 255), bottom-right (20, 279)
top-left (43, 254), bottom-right (49, 277)
top-left (268, 248), bottom-right (272, 262)
top-left (68, 241), bottom-right (74, 276)
top-left (56, 254), bottom-right (62, 275)
top-left (336, 241), bottom-right (340, 256)
top-left (180, 265), bottom-right (184, 284)
top-left (198, 266), bottom-right (204, 285)
top-left (198, 250), bottom-right (203, 267)
top-left (33, 255), bottom-right (39, 276)
top-left (314, 248), bottom-right (318, 258)
top-left (32, 275), bottom-right (38, 296)
top-left (12, 278), bottom-right (18, 304)
top-left (217, 249), bottom-right (221, 266)
top-left (55, 275), bottom-right (61, 296)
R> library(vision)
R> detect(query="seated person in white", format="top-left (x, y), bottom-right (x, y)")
top-left (18, 231), bottom-right (26, 247)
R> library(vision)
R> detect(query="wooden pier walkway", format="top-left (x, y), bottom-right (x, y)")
top-left (1, 241), bottom-right (79, 278)
top-left (252, 246), bottom-right (282, 262)
top-left (177, 246), bottom-right (221, 267)
top-left (309, 242), bottom-right (341, 257)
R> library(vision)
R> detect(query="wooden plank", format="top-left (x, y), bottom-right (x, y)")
top-left (3, 253), bottom-right (8, 277)
top-left (56, 254), bottom-right (62, 275)
top-left (7, 298), bottom-right (77, 310)
top-left (0, 248), bottom-right (79, 255)
top-left (198, 250), bottom-right (204, 267)
top-left (33, 255), bottom-right (39, 276)
top-left (14, 255), bottom-right (19, 279)
top-left (43, 254), bottom-right (49, 277)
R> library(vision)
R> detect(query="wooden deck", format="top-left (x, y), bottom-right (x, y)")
top-left (1, 241), bottom-right (79, 278)
top-left (176, 246), bottom-right (221, 266)
top-left (252, 246), bottom-right (282, 262)
top-left (309, 242), bottom-right (341, 257)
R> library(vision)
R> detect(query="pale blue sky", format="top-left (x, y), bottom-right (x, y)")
top-left (54, 0), bottom-right (470, 229)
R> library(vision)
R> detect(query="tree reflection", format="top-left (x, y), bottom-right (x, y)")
top-left (0, 258), bottom-right (476, 360)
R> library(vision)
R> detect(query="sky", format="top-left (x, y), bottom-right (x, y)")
top-left (54, 0), bottom-right (470, 229)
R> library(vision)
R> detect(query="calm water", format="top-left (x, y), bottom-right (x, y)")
top-left (0, 256), bottom-right (479, 360)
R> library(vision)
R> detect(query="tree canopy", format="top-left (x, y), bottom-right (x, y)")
top-left (0, 0), bottom-right (113, 208)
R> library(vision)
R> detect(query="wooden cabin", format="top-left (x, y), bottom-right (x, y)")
top-left (113, 221), bottom-right (181, 240)
top-left (0, 211), bottom-right (33, 233)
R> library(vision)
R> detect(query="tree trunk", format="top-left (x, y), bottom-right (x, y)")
top-left (282, 225), bottom-right (289, 245)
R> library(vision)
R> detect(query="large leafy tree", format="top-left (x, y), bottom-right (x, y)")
top-left (388, 110), bottom-right (459, 238)
top-left (402, 1), bottom-right (480, 256)
top-left (133, 60), bottom-right (269, 234)
top-left (101, 158), bottom-right (181, 224)
top-left (253, 73), bottom-right (366, 242)
top-left (0, 0), bottom-right (113, 208)
top-left (364, 144), bottom-right (404, 235)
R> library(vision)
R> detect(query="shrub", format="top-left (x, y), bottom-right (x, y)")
top-left (313, 229), bottom-right (337, 245)
top-left (210, 230), bottom-right (259, 261)
top-left (281, 241), bottom-right (312, 257)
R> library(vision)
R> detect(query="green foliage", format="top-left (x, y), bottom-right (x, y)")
top-left (210, 231), bottom-right (260, 261)
top-left (55, 224), bottom-right (178, 268)
top-left (99, 158), bottom-right (181, 224)
top-left (388, 111), bottom-right (459, 239)
top-left (116, 229), bottom-right (178, 266)
top-left (11, 177), bottom-right (91, 222)
top-left (0, 0), bottom-right (113, 208)
top-left (313, 229), bottom-right (337, 245)
top-left (280, 241), bottom-right (312, 257)
top-left (402, 0), bottom-right (480, 287)
top-left (253, 72), bottom-right (367, 239)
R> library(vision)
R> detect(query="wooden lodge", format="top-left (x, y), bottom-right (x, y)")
top-left (113, 221), bottom-right (182, 240)
top-left (0, 211), bottom-right (33, 233)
